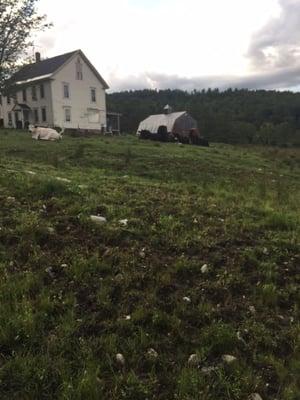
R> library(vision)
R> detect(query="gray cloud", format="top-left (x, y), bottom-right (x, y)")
top-left (110, 1), bottom-right (300, 92)
top-left (247, 0), bottom-right (300, 69)
top-left (109, 65), bottom-right (300, 92)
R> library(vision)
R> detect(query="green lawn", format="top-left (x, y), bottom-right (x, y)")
top-left (0, 130), bottom-right (299, 400)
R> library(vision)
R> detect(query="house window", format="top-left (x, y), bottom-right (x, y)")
top-left (76, 58), bottom-right (83, 80)
top-left (63, 83), bottom-right (70, 98)
top-left (41, 107), bottom-right (47, 122)
top-left (7, 96), bottom-right (11, 105)
top-left (32, 86), bottom-right (37, 101)
top-left (64, 107), bottom-right (71, 122)
top-left (91, 88), bottom-right (96, 103)
top-left (22, 89), bottom-right (27, 102)
top-left (40, 84), bottom-right (45, 99)
top-left (34, 108), bottom-right (39, 123)
top-left (8, 112), bottom-right (12, 125)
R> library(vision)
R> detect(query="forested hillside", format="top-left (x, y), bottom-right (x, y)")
top-left (107, 89), bottom-right (300, 145)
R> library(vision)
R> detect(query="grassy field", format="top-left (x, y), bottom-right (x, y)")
top-left (0, 129), bottom-right (299, 400)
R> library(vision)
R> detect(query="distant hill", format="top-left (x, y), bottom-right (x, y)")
top-left (107, 89), bottom-right (300, 145)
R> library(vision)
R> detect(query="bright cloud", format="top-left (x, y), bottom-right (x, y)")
top-left (33, 0), bottom-right (300, 91)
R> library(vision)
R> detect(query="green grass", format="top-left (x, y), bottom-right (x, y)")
top-left (0, 130), bottom-right (299, 399)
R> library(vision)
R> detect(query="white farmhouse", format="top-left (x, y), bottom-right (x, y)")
top-left (0, 50), bottom-right (109, 132)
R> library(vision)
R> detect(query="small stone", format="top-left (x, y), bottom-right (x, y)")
top-left (119, 219), bottom-right (128, 226)
top-left (201, 264), bottom-right (209, 274)
top-left (147, 348), bottom-right (158, 360)
top-left (188, 354), bottom-right (201, 367)
top-left (25, 170), bottom-right (36, 175)
top-left (90, 215), bottom-right (107, 224)
top-left (249, 306), bottom-right (256, 314)
top-left (263, 247), bottom-right (268, 255)
top-left (201, 366), bottom-right (219, 375)
top-left (249, 394), bottom-right (263, 400)
top-left (61, 264), bottom-right (68, 268)
top-left (125, 315), bottom-right (131, 321)
top-left (183, 296), bottom-right (191, 303)
top-left (116, 353), bottom-right (125, 367)
top-left (56, 177), bottom-right (71, 183)
top-left (115, 273), bottom-right (124, 283)
top-left (48, 227), bottom-right (55, 234)
top-left (139, 248), bottom-right (146, 258)
top-left (222, 354), bottom-right (237, 364)
top-left (7, 196), bottom-right (15, 202)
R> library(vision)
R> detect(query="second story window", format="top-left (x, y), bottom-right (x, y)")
top-left (7, 96), bottom-right (11, 105)
top-left (76, 58), bottom-right (83, 80)
top-left (22, 89), bottom-right (27, 102)
top-left (32, 86), bottom-right (37, 101)
top-left (40, 84), bottom-right (45, 99)
top-left (63, 83), bottom-right (70, 99)
top-left (91, 88), bottom-right (96, 103)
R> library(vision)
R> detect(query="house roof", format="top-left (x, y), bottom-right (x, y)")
top-left (137, 111), bottom-right (187, 134)
top-left (9, 50), bottom-right (109, 89)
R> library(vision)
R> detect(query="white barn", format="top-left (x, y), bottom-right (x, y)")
top-left (0, 50), bottom-right (109, 132)
top-left (137, 105), bottom-right (200, 143)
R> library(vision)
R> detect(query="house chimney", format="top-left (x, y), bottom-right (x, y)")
top-left (35, 52), bottom-right (41, 63)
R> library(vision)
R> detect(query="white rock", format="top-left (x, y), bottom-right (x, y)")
top-left (201, 366), bottom-right (219, 375)
top-left (125, 315), bottom-right (131, 321)
top-left (48, 227), bottom-right (55, 234)
top-left (263, 247), bottom-right (268, 255)
top-left (90, 215), bottom-right (107, 224)
top-left (56, 177), bottom-right (71, 183)
top-left (25, 170), bottom-right (36, 175)
top-left (201, 264), bottom-right (209, 274)
top-left (249, 306), bottom-right (256, 314)
top-left (116, 353), bottom-right (125, 366)
top-left (188, 354), bottom-right (200, 366)
top-left (7, 196), bottom-right (15, 202)
top-left (119, 219), bottom-right (128, 226)
top-left (147, 348), bottom-right (158, 360)
top-left (61, 264), bottom-right (68, 268)
top-left (222, 354), bottom-right (237, 364)
top-left (249, 394), bottom-right (263, 400)
top-left (183, 296), bottom-right (191, 303)
top-left (139, 248), bottom-right (146, 258)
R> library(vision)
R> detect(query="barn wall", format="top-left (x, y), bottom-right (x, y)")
top-left (172, 114), bottom-right (198, 137)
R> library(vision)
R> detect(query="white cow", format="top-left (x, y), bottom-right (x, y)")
top-left (29, 125), bottom-right (64, 141)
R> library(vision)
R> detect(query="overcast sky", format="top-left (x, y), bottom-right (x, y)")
top-left (34, 0), bottom-right (300, 92)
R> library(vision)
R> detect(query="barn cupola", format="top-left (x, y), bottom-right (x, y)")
top-left (163, 104), bottom-right (173, 115)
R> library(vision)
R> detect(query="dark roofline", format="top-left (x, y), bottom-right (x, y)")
top-left (8, 49), bottom-right (109, 90)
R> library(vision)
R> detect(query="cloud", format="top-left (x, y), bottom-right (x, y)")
top-left (109, 0), bottom-right (300, 92)
top-left (247, 0), bottom-right (300, 69)
top-left (109, 65), bottom-right (300, 92)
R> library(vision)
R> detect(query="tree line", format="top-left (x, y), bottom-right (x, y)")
top-left (107, 89), bottom-right (300, 146)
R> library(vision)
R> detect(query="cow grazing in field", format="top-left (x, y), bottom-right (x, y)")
top-left (29, 125), bottom-right (64, 141)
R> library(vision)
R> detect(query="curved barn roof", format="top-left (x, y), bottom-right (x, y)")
top-left (137, 111), bottom-right (187, 134)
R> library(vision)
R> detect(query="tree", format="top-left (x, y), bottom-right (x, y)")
top-left (0, 0), bottom-right (51, 89)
